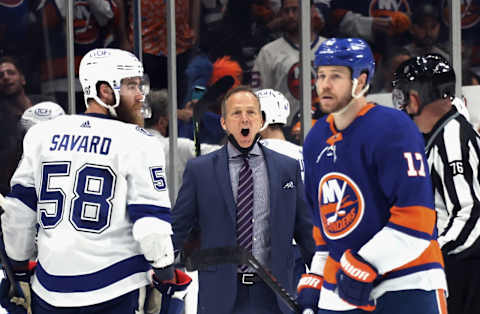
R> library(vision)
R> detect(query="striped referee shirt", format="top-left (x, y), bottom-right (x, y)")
top-left (424, 107), bottom-right (480, 259)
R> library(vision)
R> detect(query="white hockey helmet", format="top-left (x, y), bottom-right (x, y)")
top-left (255, 89), bottom-right (290, 131)
top-left (21, 101), bottom-right (65, 130)
top-left (79, 48), bottom-right (148, 117)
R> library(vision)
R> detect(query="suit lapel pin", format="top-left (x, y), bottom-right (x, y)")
top-left (283, 180), bottom-right (294, 189)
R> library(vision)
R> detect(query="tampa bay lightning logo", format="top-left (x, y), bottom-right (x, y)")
top-left (135, 126), bottom-right (153, 136)
top-left (34, 108), bottom-right (52, 117)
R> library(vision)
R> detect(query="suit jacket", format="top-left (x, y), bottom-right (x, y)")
top-left (172, 144), bottom-right (315, 314)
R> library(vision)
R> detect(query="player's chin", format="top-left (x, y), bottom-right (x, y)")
top-left (319, 103), bottom-right (336, 114)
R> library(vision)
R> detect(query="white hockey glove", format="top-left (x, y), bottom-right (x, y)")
top-left (139, 233), bottom-right (175, 269)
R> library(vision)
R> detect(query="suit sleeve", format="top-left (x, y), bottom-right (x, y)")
top-left (172, 159), bottom-right (199, 251)
top-left (293, 160), bottom-right (316, 267)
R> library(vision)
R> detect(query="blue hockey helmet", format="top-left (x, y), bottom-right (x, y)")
top-left (314, 38), bottom-right (375, 85)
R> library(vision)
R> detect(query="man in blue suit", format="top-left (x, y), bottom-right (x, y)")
top-left (172, 85), bottom-right (315, 314)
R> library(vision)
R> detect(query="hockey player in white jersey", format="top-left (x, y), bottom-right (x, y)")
top-left (20, 101), bottom-right (66, 132)
top-left (256, 88), bottom-right (304, 180)
top-left (0, 48), bottom-right (190, 314)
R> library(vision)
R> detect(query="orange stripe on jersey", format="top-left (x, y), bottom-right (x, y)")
top-left (323, 256), bottom-right (340, 285)
top-left (357, 103), bottom-right (375, 116)
top-left (325, 115), bottom-right (343, 145)
top-left (313, 226), bottom-right (326, 246)
top-left (389, 205), bottom-right (436, 235)
top-left (327, 132), bottom-right (343, 146)
top-left (387, 240), bottom-right (444, 275)
top-left (326, 115), bottom-right (337, 134)
top-left (436, 289), bottom-right (448, 314)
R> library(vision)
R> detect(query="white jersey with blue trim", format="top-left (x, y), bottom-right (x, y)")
top-left (260, 138), bottom-right (304, 181)
top-left (1, 113), bottom-right (171, 307)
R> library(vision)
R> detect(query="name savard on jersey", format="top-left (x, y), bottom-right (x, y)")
top-left (49, 134), bottom-right (112, 154)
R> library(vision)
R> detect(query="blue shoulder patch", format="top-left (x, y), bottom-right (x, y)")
top-left (135, 126), bottom-right (153, 136)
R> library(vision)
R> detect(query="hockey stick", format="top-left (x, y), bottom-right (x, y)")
top-left (193, 76), bottom-right (234, 157)
top-left (0, 193), bottom-right (23, 298)
top-left (185, 246), bottom-right (304, 314)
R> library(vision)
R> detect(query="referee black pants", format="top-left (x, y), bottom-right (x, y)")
top-left (444, 255), bottom-right (480, 314)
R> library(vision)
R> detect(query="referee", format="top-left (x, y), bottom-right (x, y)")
top-left (392, 53), bottom-right (480, 314)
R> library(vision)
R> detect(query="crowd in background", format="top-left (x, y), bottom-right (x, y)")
top-left (2, 0), bottom-right (480, 149)
top-left (1, 1), bottom-right (480, 314)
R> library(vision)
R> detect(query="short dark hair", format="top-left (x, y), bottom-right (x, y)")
top-left (281, 0), bottom-right (311, 7)
top-left (221, 85), bottom-right (260, 117)
top-left (411, 3), bottom-right (440, 25)
top-left (144, 89), bottom-right (168, 128)
top-left (0, 56), bottom-right (24, 75)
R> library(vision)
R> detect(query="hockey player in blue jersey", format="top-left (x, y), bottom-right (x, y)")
top-left (0, 48), bottom-right (191, 314)
top-left (297, 38), bottom-right (448, 314)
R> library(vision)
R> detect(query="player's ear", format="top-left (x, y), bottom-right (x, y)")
top-left (356, 73), bottom-right (368, 92)
top-left (408, 90), bottom-right (421, 115)
top-left (220, 116), bottom-right (228, 132)
top-left (99, 83), bottom-right (114, 103)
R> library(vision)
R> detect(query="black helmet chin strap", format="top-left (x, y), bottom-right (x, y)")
top-left (227, 133), bottom-right (261, 156)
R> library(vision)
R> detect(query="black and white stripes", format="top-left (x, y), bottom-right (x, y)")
top-left (425, 108), bottom-right (480, 259)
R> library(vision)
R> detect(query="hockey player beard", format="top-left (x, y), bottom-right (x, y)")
top-left (116, 101), bottom-right (145, 127)
top-left (319, 89), bottom-right (353, 116)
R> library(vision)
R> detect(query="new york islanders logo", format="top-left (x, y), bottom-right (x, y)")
top-left (442, 0), bottom-right (480, 29)
top-left (0, 0), bottom-right (23, 8)
top-left (318, 172), bottom-right (364, 239)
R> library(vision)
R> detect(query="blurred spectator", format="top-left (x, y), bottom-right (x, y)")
top-left (37, 0), bottom-right (119, 112)
top-left (128, 0), bottom-right (197, 104)
top-left (327, 0), bottom-right (413, 64)
top-left (0, 0), bottom-right (42, 93)
top-left (0, 98), bottom-right (22, 197)
top-left (269, 0), bottom-right (329, 35)
top-left (328, 0), bottom-right (412, 42)
top-left (198, 0), bottom-right (228, 38)
top-left (0, 100), bottom-right (65, 197)
top-left (179, 56), bottom-right (241, 144)
top-left (403, 2), bottom-right (449, 60)
top-left (111, 0), bottom-right (131, 51)
top-left (144, 89), bottom-right (220, 194)
top-left (440, 0), bottom-right (480, 68)
top-left (372, 48), bottom-right (412, 93)
top-left (251, 0), bottom-right (326, 126)
top-left (288, 105), bottom-right (324, 145)
top-left (183, 51), bottom-right (214, 105)
top-left (0, 56), bottom-right (32, 118)
top-left (208, 56), bottom-right (243, 113)
top-left (464, 68), bottom-right (480, 86)
top-left (0, 0), bottom-right (34, 55)
top-left (203, 0), bottom-right (279, 83)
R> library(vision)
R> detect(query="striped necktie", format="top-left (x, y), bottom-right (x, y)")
top-left (237, 157), bottom-right (254, 272)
